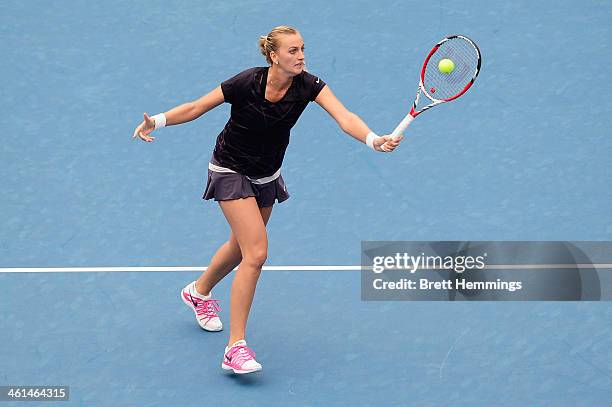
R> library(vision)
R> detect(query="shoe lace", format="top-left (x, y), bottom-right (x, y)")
top-left (226, 346), bottom-right (256, 365)
top-left (194, 297), bottom-right (220, 321)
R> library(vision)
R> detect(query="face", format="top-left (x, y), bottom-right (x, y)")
top-left (271, 33), bottom-right (305, 75)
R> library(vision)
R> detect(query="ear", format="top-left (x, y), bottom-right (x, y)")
top-left (270, 50), bottom-right (279, 65)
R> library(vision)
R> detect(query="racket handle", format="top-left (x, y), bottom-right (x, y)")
top-left (391, 114), bottom-right (414, 140)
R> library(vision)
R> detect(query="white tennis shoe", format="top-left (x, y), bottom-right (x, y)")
top-left (181, 281), bottom-right (223, 331)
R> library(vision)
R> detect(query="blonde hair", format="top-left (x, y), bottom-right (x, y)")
top-left (258, 25), bottom-right (299, 65)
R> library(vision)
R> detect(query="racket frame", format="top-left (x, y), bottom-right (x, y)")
top-left (391, 35), bottom-right (481, 139)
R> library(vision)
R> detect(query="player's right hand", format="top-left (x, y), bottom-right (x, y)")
top-left (132, 113), bottom-right (156, 142)
top-left (376, 134), bottom-right (403, 152)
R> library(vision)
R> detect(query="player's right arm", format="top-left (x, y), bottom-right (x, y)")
top-left (314, 85), bottom-right (402, 152)
top-left (132, 86), bottom-right (225, 142)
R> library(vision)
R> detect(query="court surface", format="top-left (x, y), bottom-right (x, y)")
top-left (1, 1), bottom-right (611, 405)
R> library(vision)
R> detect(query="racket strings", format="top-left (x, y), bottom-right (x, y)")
top-left (442, 47), bottom-right (472, 86)
top-left (423, 38), bottom-right (479, 101)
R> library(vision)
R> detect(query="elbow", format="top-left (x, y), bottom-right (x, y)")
top-left (187, 101), bottom-right (202, 119)
top-left (338, 111), bottom-right (358, 133)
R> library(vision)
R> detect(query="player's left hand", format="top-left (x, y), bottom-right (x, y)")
top-left (375, 135), bottom-right (403, 152)
top-left (132, 113), bottom-right (157, 142)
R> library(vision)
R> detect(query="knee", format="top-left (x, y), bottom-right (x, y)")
top-left (242, 247), bottom-right (268, 269)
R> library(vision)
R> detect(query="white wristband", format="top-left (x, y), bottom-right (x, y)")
top-left (365, 132), bottom-right (380, 150)
top-left (152, 113), bottom-right (166, 129)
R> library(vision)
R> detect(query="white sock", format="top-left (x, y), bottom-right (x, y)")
top-left (226, 339), bottom-right (247, 351)
top-left (189, 281), bottom-right (211, 300)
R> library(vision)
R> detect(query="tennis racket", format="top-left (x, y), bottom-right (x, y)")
top-left (391, 35), bottom-right (481, 140)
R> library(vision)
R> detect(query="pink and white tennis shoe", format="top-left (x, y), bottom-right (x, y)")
top-left (222, 340), bottom-right (262, 374)
top-left (181, 281), bottom-right (223, 332)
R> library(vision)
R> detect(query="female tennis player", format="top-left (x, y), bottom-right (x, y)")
top-left (132, 26), bottom-right (403, 374)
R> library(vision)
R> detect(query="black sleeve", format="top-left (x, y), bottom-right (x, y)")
top-left (220, 68), bottom-right (256, 104)
top-left (302, 71), bottom-right (326, 101)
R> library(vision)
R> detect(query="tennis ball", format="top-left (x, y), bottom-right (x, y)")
top-left (438, 58), bottom-right (455, 74)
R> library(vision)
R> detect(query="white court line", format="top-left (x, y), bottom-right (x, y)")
top-left (0, 266), bottom-right (363, 273)
top-left (0, 264), bottom-right (612, 273)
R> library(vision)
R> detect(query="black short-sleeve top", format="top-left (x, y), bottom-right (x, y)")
top-left (213, 67), bottom-right (326, 177)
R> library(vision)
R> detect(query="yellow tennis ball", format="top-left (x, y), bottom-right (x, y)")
top-left (438, 58), bottom-right (455, 74)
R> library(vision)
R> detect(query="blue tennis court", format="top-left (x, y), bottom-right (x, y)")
top-left (1, 0), bottom-right (611, 405)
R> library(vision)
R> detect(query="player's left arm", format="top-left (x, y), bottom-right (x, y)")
top-left (314, 85), bottom-right (402, 152)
